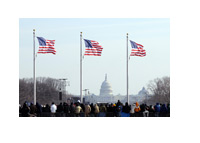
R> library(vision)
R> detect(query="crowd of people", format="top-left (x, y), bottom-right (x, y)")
top-left (19, 100), bottom-right (170, 117)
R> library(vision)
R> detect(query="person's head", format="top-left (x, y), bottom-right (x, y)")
top-left (52, 102), bottom-right (54, 105)
top-left (23, 102), bottom-right (27, 107)
top-left (125, 102), bottom-right (128, 106)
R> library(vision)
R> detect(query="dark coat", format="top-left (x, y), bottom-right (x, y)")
top-left (21, 103), bottom-right (30, 117)
top-left (57, 103), bottom-right (64, 113)
top-left (154, 103), bottom-right (161, 112)
top-left (122, 103), bottom-right (131, 113)
top-left (30, 104), bottom-right (37, 114)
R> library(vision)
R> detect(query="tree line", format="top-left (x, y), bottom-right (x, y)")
top-left (19, 76), bottom-right (170, 105)
top-left (19, 77), bottom-right (73, 105)
top-left (146, 76), bottom-right (170, 104)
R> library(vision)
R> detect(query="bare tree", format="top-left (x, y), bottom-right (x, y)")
top-left (19, 77), bottom-right (73, 105)
top-left (147, 76), bottom-right (170, 104)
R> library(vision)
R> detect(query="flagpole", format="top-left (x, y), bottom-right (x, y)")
top-left (80, 32), bottom-right (83, 103)
top-left (127, 33), bottom-right (129, 105)
top-left (33, 29), bottom-right (36, 105)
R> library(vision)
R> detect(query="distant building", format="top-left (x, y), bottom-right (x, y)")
top-left (100, 74), bottom-right (113, 96)
top-left (85, 74), bottom-right (114, 103)
top-left (84, 74), bottom-right (150, 104)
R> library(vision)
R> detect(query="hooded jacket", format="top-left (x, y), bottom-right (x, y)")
top-left (94, 104), bottom-right (99, 114)
top-left (160, 104), bottom-right (167, 112)
top-left (155, 103), bottom-right (161, 112)
top-left (85, 104), bottom-right (91, 114)
top-left (134, 102), bottom-right (141, 113)
top-left (75, 105), bottom-right (82, 114)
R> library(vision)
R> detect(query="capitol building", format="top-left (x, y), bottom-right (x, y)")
top-left (84, 74), bottom-right (149, 104)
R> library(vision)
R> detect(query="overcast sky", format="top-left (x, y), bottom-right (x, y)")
top-left (19, 18), bottom-right (170, 95)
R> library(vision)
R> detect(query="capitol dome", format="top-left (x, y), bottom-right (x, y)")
top-left (100, 74), bottom-right (113, 96)
top-left (138, 87), bottom-right (148, 96)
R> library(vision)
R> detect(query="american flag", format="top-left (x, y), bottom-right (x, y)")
top-left (37, 37), bottom-right (56, 55)
top-left (83, 39), bottom-right (103, 56)
top-left (130, 40), bottom-right (146, 57)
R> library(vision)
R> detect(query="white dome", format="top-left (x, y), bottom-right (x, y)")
top-left (100, 74), bottom-right (113, 96)
top-left (138, 87), bottom-right (148, 96)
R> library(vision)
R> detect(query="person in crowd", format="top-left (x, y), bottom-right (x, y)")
top-left (105, 103), bottom-right (109, 109)
top-left (115, 101), bottom-right (122, 117)
top-left (50, 102), bottom-right (57, 117)
top-left (57, 102), bottom-right (64, 113)
top-left (148, 105), bottom-right (155, 112)
top-left (99, 103), bottom-right (107, 117)
top-left (90, 103), bottom-right (95, 116)
top-left (160, 104), bottom-right (168, 117)
top-left (56, 102), bottom-right (64, 117)
top-left (134, 102), bottom-right (141, 113)
top-left (122, 102), bottom-right (131, 113)
top-left (30, 102), bottom-right (37, 116)
top-left (110, 103), bottom-right (115, 113)
top-left (21, 102), bottom-right (30, 117)
top-left (121, 102), bottom-right (131, 117)
top-left (154, 103), bottom-right (161, 117)
top-left (84, 103), bottom-right (91, 117)
top-left (75, 102), bottom-right (83, 117)
top-left (107, 103), bottom-right (112, 112)
top-left (70, 102), bottom-right (75, 115)
top-left (134, 102), bottom-right (141, 117)
top-left (99, 104), bottom-right (107, 113)
top-left (94, 103), bottom-right (100, 117)
top-left (130, 103), bottom-right (136, 114)
top-left (167, 103), bottom-right (170, 113)
top-left (63, 102), bottom-right (70, 115)
top-left (80, 103), bottom-right (85, 113)
top-left (140, 103), bottom-right (146, 113)
top-left (143, 105), bottom-right (149, 117)
top-left (43, 104), bottom-right (50, 112)
top-left (36, 102), bottom-right (42, 117)
top-left (117, 100), bottom-right (123, 106)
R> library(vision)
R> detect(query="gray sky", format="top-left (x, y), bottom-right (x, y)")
top-left (19, 18), bottom-right (170, 95)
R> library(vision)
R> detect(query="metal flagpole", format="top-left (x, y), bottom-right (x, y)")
top-left (33, 29), bottom-right (36, 105)
top-left (127, 33), bottom-right (129, 105)
top-left (80, 32), bottom-right (83, 103)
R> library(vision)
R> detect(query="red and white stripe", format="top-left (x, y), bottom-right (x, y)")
top-left (84, 40), bottom-right (103, 56)
top-left (130, 48), bottom-right (146, 57)
top-left (38, 40), bottom-right (56, 55)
